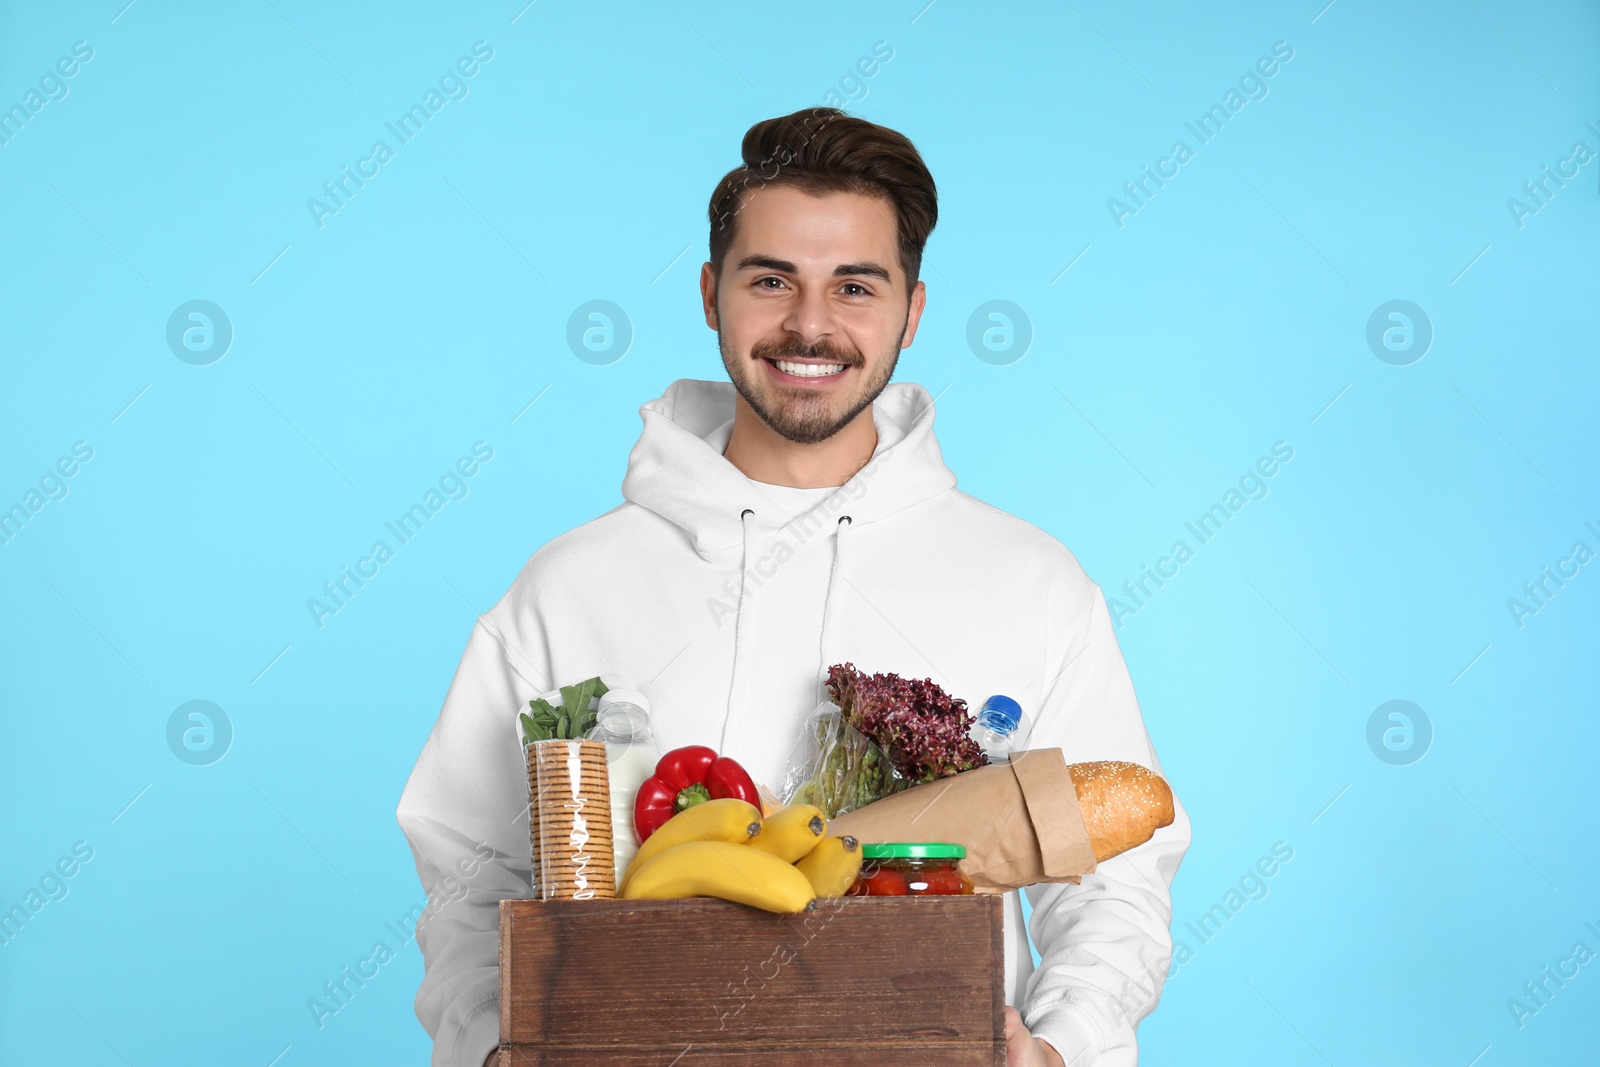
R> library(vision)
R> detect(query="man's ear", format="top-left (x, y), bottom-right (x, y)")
top-left (900, 279), bottom-right (927, 349)
top-left (699, 262), bottom-right (719, 330)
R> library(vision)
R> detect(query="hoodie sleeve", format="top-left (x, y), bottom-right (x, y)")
top-left (1020, 583), bottom-right (1192, 1066)
top-left (396, 616), bottom-right (548, 1067)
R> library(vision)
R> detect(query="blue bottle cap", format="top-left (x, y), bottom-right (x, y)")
top-left (979, 694), bottom-right (1022, 732)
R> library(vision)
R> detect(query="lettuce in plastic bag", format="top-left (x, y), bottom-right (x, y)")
top-left (779, 702), bottom-right (912, 819)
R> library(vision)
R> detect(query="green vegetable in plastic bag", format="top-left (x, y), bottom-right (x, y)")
top-left (519, 676), bottom-right (608, 745)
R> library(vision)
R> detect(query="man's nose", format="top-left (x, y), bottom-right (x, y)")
top-left (780, 282), bottom-right (837, 344)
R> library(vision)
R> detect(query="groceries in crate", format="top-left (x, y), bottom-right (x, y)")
top-left (520, 667), bottom-right (1176, 912)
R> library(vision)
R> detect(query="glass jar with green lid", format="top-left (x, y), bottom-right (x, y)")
top-left (846, 842), bottom-right (974, 896)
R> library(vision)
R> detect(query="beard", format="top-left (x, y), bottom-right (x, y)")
top-left (720, 318), bottom-right (906, 445)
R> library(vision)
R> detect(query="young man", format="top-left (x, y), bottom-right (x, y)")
top-left (397, 107), bottom-right (1190, 1067)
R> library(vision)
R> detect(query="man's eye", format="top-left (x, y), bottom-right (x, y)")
top-left (753, 278), bottom-right (870, 296)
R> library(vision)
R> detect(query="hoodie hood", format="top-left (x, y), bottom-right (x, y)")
top-left (620, 378), bottom-right (957, 556)
top-left (620, 377), bottom-right (960, 743)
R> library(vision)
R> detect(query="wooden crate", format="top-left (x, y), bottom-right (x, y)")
top-left (498, 895), bottom-right (1005, 1065)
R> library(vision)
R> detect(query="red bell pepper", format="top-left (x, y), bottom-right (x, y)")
top-left (633, 745), bottom-right (761, 841)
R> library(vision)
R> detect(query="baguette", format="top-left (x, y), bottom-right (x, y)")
top-left (1069, 760), bottom-right (1175, 862)
top-left (825, 749), bottom-right (1174, 891)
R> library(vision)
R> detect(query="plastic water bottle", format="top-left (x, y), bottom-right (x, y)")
top-left (971, 694), bottom-right (1029, 764)
top-left (586, 689), bottom-right (658, 873)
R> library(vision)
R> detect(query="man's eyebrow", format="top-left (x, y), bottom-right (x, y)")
top-left (735, 255), bottom-right (893, 285)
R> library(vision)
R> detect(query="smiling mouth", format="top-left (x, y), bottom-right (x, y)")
top-left (761, 356), bottom-right (854, 381)
top-left (774, 358), bottom-right (845, 376)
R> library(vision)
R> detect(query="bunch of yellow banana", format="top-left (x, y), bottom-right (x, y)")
top-left (619, 798), bottom-right (863, 913)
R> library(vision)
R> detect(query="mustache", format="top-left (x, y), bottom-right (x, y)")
top-left (750, 339), bottom-right (862, 366)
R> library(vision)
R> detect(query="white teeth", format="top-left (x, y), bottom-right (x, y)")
top-left (774, 360), bottom-right (845, 377)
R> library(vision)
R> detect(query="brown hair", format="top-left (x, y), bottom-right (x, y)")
top-left (707, 107), bottom-right (938, 292)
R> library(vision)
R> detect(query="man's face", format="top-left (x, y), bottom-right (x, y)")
top-left (700, 185), bottom-right (926, 444)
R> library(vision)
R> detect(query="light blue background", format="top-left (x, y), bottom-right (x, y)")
top-left (3, 2), bottom-right (1597, 1064)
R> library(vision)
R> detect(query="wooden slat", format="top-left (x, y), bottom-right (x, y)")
top-left (498, 1044), bottom-right (1001, 1066)
top-left (499, 895), bottom-right (1004, 1064)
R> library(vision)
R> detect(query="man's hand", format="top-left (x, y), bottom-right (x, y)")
top-left (1005, 1006), bottom-right (1068, 1067)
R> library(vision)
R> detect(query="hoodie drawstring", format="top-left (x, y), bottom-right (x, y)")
top-left (719, 508), bottom-right (757, 753)
top-left (817, 514), bottom-right (851, 701)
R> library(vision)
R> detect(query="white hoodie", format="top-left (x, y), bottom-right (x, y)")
top-left (396, 378), bottom-right (1191, 1067)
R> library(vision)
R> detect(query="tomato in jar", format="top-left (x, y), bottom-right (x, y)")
top-left (848, 865), bottom-right (910, 896)
top-left (848, 843), bottom-right (973, 896)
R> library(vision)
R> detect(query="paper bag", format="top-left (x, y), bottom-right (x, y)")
top-left (829, 748), bottom-right (1098, 894)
